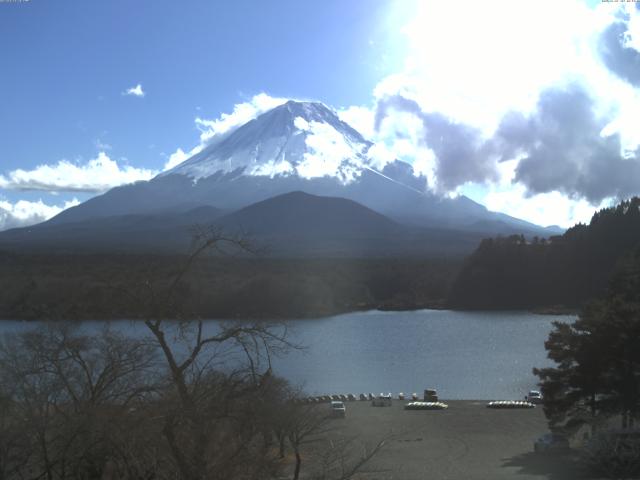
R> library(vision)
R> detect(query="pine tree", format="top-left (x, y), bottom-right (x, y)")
top-left (534, 245), bottom-right (640, 433)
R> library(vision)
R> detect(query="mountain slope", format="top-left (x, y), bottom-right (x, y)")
top-left (0, 192), bottom-right (491, 257)
top-left (42, 100), bottom-right (557, 239)
top-left (217, 191), bottom-right (401, 237)
top-left (0, 206), bottom-right (224, 253)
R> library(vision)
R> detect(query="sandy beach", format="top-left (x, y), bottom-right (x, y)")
top-left (306, 400), bottom-right (586, 480)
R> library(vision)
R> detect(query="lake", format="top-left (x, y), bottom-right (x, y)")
top-left (0, 309), bottom-right (574, 400)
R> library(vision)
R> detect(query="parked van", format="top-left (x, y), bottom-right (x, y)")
top-left (330, 401), bottom-right (346, 418)
top-left (372, 394), bottom-right (392, 407)
top-left (526, 390), bottom-right (543, 404)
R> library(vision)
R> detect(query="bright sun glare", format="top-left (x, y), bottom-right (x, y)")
top-left (372, 0), bottom-right (640, 227)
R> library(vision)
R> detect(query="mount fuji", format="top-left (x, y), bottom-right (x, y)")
top-left (0, 100), bottom-right (561, 255)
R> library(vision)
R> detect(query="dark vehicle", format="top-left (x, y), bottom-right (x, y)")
top-left (424, 389), bottom-right (438, 401)
top-left (534, 433), bottom-right (570, 453)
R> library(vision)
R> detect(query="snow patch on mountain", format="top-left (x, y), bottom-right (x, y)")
top-left (249, 159), bottom-right (294, 177)
top-left (164, 100), bottom-right (374, 185)
top-left (296, 118), bottom-right (368, 183)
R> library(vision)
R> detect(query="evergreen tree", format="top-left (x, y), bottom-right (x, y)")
top-left (534, 246), bottom-right (640, 432)
top-left (450, 197), bottom-right (640, 310)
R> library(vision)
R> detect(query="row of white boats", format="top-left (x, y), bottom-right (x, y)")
top-left (297, 395), bottom-right (537, 410)
top-left (298, 392), bottom-right (435, 404)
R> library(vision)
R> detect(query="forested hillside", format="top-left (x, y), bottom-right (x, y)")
top-left (449, 197), bottom-right (640, 310)
top-left (0, 254), bottom-right (460, 320)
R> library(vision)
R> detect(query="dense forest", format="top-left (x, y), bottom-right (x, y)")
top-left (6, 198), bottom-right (640, 319)
top-left (0, 253), bottom-right (461, 320)
top-left (449, 197), bottom-right (640, 310)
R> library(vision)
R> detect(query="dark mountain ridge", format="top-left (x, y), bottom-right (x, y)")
top-left (217, 191), bottom-right (400, 237)
top-left (0, 192), bottom-right (487, 257)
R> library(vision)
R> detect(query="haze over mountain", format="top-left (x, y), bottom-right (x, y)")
top-left (0, 100), bottom-right (562, 255)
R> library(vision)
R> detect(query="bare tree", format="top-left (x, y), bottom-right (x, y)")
top-left (127, 226), bottom-right (294, 480)
top-left (0, 226), bottom-right (389, 480)
top-left (272, 398), bottom-right (391, 480)
top-left (311, 434), bottom-right (389, 480)
top-left (0, 390), bottom-right (31, 480)
top-left (285, 403), bottom-right (331, 480)
top-left (0, 323), bottom-right (159, 480)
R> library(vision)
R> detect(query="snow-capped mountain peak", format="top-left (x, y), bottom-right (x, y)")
top-left (31, 99), bottom-right (557, 241)
top-left (164, 100), bottom-right (372, 184)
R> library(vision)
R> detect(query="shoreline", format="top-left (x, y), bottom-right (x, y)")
top-left (0, 302), bottom-right (578, 322)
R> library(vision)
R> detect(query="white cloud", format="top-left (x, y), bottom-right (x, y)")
top-left (293, 116), bottom-right (311, 132)
top-left (349, 1), bottom-right (640, 226)
top-left (470, 156), bottom-right (608, 227)
top-left (195, 93), bottom-right (287, 143)
top-left (163, 147), bottom-right (195, 171)
top-left (0, 198), bottom-right (80, 231)
top-left (0, 152), bottom-right (157, 193)
top-left (296, 121), bottom-right (365, 184)
top-left (390, 0), bottom-right (616, 133)
top-left (367, 142), bottom-right (397, 170)
top-left (338, 105), bottom-right (376, 140)
top-left (371, 1), bottom-right (640, 152)
top-left (123, 84), bottom-right (145, 97)
top-left (628, 9), bottom-right (640, 51)
top-left (483, 185), bottom-right (610, 229)
top-left (410, 148), bottom-right (437, 186)
top-left (250, 159), bottom-right (294, 177)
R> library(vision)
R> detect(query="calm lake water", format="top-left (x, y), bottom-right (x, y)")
top-left (0, 309), bottom-right (574, 400)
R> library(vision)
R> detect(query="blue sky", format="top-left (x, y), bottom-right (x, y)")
top-left (0, 0), bottom-right (400, 194)
top-left (1, 0), bottom-right (640, 229)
